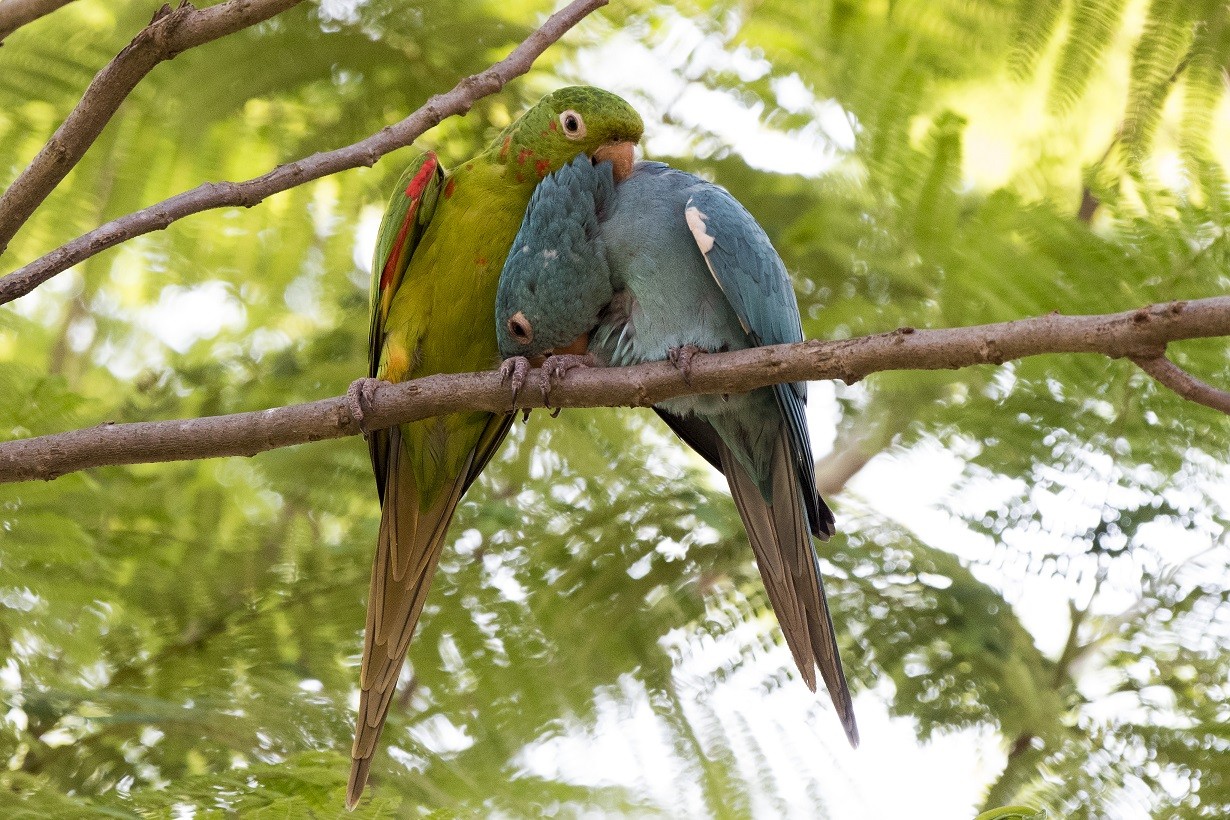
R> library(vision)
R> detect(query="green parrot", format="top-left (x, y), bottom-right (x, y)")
top-left (347, 87), bottom-right (643, 807)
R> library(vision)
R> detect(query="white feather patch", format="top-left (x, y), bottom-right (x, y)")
top-left (685, 206), bottom-right (715, 253)
top-left (686, 199), bottom-right (750, 335)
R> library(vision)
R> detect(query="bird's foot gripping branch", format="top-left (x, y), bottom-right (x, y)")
top-left (1, 296), bottom-right (1228, 487)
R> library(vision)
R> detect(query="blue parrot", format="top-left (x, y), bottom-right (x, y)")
top-left (495, 155), bottom-right (858, 745)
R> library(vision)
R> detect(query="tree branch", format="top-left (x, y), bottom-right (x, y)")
top-left (0, 0), bottom-right (611, 304)
top-left (1131, 353), bottom-right (1230, 414)
top-left (814, 431), bottom-right (888, 497)
top-left (0, 0), bottom-right (77, 44)
top-left (2, 297), bottom-right (1227, 483)
top-left (0, 0), bottom-right (305, 256)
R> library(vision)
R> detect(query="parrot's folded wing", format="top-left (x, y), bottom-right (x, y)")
top-left (367, 152), bottom-right (445, 500)
top-left (682, 186), bottom-right (833, 537)
top-left (681, 183), bottom-right (852, 744)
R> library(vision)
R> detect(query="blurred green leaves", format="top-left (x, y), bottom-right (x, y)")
top-left (2, 0), bottom-right (1229, 817)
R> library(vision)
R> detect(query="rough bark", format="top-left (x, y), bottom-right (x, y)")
top-left (0, 0), bottom-right (305, 255)
top-left (0, 0), bottom-right (610, 303)
top-left (0, 0), bottom-right (78, 43)
top-left (1, 297), bottom-right (1226, 483)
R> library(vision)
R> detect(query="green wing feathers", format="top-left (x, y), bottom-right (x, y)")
top-left (369, 153), bottom-right (443, 382)
top-left (366, 153), bottom-right (443, 504)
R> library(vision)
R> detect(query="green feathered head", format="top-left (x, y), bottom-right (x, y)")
top-left (491, 86), bottom-right (643, 185)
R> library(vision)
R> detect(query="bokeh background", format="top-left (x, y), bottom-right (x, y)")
top-left (2, 1), bottom-right (1229, 816)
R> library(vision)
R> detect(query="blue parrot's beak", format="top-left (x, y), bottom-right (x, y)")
top-left (592, 141), bottom-right (635, 182)
top-left (546, 332), bottom-right (590, 358)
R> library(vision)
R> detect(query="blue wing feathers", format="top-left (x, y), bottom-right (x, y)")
top-left (686, 185), bottom-right (802, 349)
top-left (775, 382), bottom-right (834, 538)
top-left (683, 183), bottom-right (830, 536)
top-left (500, 157), bottom-right (829, 535)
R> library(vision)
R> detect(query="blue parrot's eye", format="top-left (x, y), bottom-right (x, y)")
top-left (507, 312), bottom-right (534, 345)
top-left (560, 110), bottom-right (586, 140)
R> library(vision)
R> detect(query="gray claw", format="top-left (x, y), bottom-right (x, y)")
top-left (500, 356), bottom-right (532, 405)
top-left (667, 344), bottom-right (703, 385)
top-left (540, 353), bottom-right (595, 409)
top-left (346, 377), bottom-right (388, 438)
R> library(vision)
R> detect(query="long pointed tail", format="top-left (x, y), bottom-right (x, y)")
top-left (718, 432), bottom-right (859, 746)
top-left (347, 437), bottom-right (471, 810)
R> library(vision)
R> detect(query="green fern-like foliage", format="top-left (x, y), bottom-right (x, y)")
top-left (1123, 0), bottom-right (1195, 159)
top-left (2, 0), bottom-right (1229, 817)
top-left (1009, 0), bottom-right (1066, 78)
top-left (1048, 0), bottom-right (1128, 113)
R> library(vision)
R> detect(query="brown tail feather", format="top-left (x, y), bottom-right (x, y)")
top-left (347, 434), bottom-right (474, 810)
top-left (346, 756), bottom-right (373, 812)
top-left (717, 432), bottom-right (859, 747)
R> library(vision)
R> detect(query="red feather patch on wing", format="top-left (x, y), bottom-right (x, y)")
top-left (380, 153), bottom-right (438, 292)
top-left (404, 153), bottom-right (438, 199)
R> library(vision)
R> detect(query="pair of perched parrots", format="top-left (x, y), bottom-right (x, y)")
top-left (347, 86), bottom-right (856, 809)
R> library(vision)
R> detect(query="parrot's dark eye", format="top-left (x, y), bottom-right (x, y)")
top-left (507, 312), bottom-right (534, 345)
top-left (559, 110), bottom-right (586, 140)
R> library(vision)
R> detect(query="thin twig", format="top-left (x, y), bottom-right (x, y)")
top-left (0, 0), bottom-right (77, 43)
top-left (1, 297), bottom-right (1227, 483)
top-left (0, 0), bottom-right (611, 304)
top-left (0, 0), bottom-right (305, 255)
top-left (1131, 352), bottom-right (1230, 414)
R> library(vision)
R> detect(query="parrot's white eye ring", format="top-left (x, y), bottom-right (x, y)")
top-left (507, 312), bottom-right (534, 345)
top-left (560, 110), bottom-right (586, 140)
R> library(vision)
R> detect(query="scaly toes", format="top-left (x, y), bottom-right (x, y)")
top-left (544, 353), bottom-right (595, 381)
top-left (667, 344), bottom-right (703, 384)
top-left (345, 377), bottom-right (388, 437)
top-left (500, 356), bottom-right (531, 403)
top-left (541, 353), bottom-right (595, 408)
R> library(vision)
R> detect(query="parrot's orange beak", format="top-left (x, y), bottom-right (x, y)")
top-left (551, 331), bottom-right (587, 354)
top-left (530, 333), bottom-right (590, 367)
top-left (547, 332), bottom-right (590, 357)
top-left (593, 141), bottom-right (636, 182)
